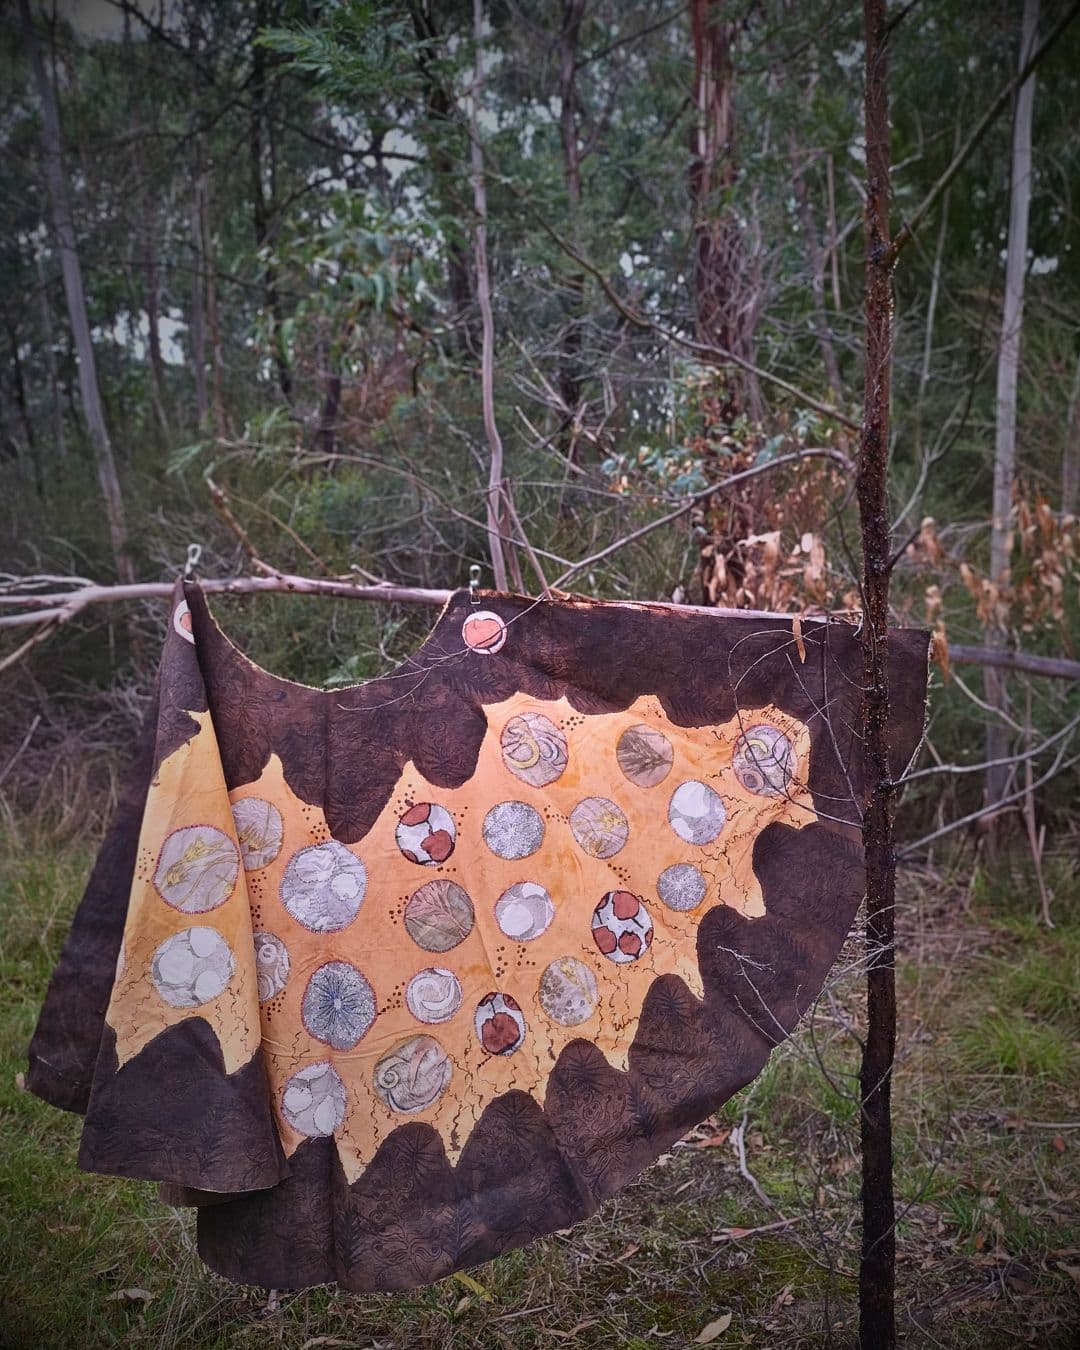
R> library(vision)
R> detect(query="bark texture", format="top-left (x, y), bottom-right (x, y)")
top-left (857, 2), bottom-right (898, 1345)
top-left (984, 0), bottom-right (1040, 816)
top-left (21, 0), bottom-right (134, 584)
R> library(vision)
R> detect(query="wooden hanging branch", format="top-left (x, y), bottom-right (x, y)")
top-left (2, 572), bottom-right (1078, 682)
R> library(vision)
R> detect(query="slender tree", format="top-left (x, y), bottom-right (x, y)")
top-left (689, 0), bottom-right (761, 423)
top-left (857, 0), bottom-right (898, 1343)
top-left (984, 0), bottom-right (1040, 821)
top-left (20, 0), bottom-right (134, 584)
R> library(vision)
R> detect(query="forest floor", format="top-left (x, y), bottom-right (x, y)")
top-left (0, 835), bottom-right (1076, 1349)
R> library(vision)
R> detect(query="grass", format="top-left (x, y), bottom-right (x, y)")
top-left (1, 832), bottom-right (1077, 1348)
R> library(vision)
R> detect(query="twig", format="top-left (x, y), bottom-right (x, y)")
top-left (731, 1112), bottom-right (782, 1215)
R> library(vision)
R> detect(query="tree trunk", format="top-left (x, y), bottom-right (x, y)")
top-left (21, 0), bottom-right (134, 584)
top-left (984, 0), bottom-right (1039, 819)
top-left (35, 248), bottom-right (67, 462)
top-left (141, 202), bottom-right (170, 435)
top-left (408, 1), bottom-right (477, 355)
top-left (789, 138), bottom-right (842, 396)
top-left (470, 0), bottom-right (512, 591)
top-left (250, 0), bottom-right (292, 402)
top-left (557, 0), bottom-right (587, 447)
top-left (189, 155), bottom-right (210, 430)
top-left (201, 178), bottom-right (227, 442)
top-left (857, 2), bottom-right (897, 1345)
top-left (1064, 353), bottom-right (1080, 516)
top-left (689, 0), bottom-right (760, 423)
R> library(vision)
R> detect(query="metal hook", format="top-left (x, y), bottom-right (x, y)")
top-left (183, 543), bottom-right (203, 579)
top-left (468, 563), bottom-right (481, 604)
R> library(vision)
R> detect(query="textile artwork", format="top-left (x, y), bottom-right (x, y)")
top-left (27, 579), bottom-right (929, 1292)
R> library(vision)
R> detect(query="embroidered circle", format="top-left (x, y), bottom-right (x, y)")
top-left (500, 712), bottom-right (568, 787)
top-left (538, 957), bottom-right (598, 1026)
top-left (172, 599), bottom-right (195, 644)
top-left (668, 780), bottom-right (727, 845)
top-left (396, 802), bottom-right (456, 865)
top-left (569, 797), bottom-right (629, 859)
top-left (475, 991), bottom-right (526, 1055)
top-left (406, 967), bottom-right (463, 1024)
top-left (151, 926), bottom-right (235, 1008)
top-left (495, 881), bottom-right (555, 941)
top-left (616, 724), bottom-right (674, 787)
top-left (374, 1035), bottom-right (452, 1113)
top-left (280, 840), bottom-right (366, 932)
top-left (405, 880), bottom-right (475, 951)
top-left (281, 1061), bottom-right (346, 1137)
top-left (482, 801), bottom-right (545, 860)
top-left (658, 863), bottom-right (708, 912)
top-left (462, 609), bottom-right (507, 654)
top-left (231, 797), bottom-right (284, 871)
top-left (302, 961), bottom-right (376, 1050)
top-left (253, 930), bottom-right (290, 1002)
top-left (153, 825), bottom-right (240, 914)
top-left (733, 724), bottom-right (795, 796)
top-left (591, 891), bottom-right (654, 963)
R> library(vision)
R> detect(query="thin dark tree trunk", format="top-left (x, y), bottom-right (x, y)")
top-left (202, 179), bottom-right (227, 441)
top-left (857, 1), bottom-right (897, 1345)
top-left (21, 0), bottom-right (134, 584)
top-left (190, 152), bottom-right (209, 429)
top-left (1064, 353), bottom-right (1080, 516)
top-left (250, 0), bottom-right (292, 401)
top-left (689, 0), bottom-right (760, 422)
top-left (317, 358), bottom-right (342, 458)
top-left (141, 202), bottom-right (170, 434)
top-left (408, 1), bottom-right (476, 355)
top-left (984, 0), bottom-right (1040, 820)
top-left (557, 0), bottom-right (587, 446)
top-left (470, 0), bottom-right (514, 591)
top-left (789, 138), bottom-right (842, 396)
top-left (35, 249), bottom-right (67, 462)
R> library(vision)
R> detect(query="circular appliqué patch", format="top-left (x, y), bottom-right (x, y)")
top-left (151, 926), bottom-right (235, 1008)
top-left (591, 891), bottom-right (654, 963)
top-left (172, 599), bottom-right (195, 644)
top-left (538, 957), bottom-right (598, 1026)
top-left (231, 797), bottom-right (284, 871)
top-left (733, 724), bottom-right (796, 796)
top-left (281, 1062), bottom-right (346, 1137)
top-left (374, 1035), bottom-right (452, 1113)
top-left (668, 780), bottom-right (727, 845)
top-left (253, 930), bottom-right (290, 1002)
top-left (396, 802), bottom-right (456, 865)
top-left (494, 881), bottom-right (555, 941)
top-left (616, 724), bottom-right (674, 787)
top-left (475, 991), bottom-right (526, 1055)
top-left (406, 967), bottom-right (463, 1024)
top-left (302, 961), bottom-right (377, 1050)
top-left (500, 712), bottom-right (568, 787)
top-left (569, 797), bottom-right (629, 859)
top-left (405, 880), bottom-right (475, 951)
top-left (153, 825), bottom-right (240, 913)
top-left (280, 840), bottom-right (366, 932)
top-left (657, 863), bottom-right (708, 912)
top-left (482, 801), bottom-right (545, 859)
top-left (462, 609), bottom-right (507, 654)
